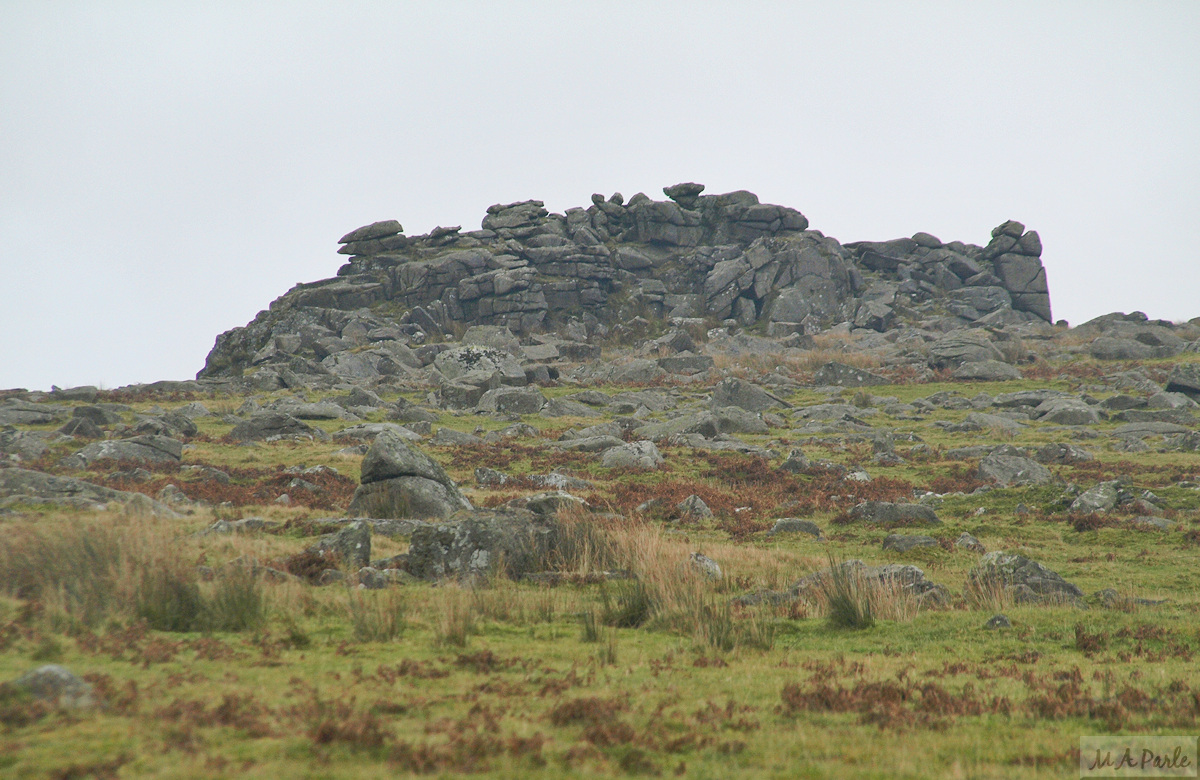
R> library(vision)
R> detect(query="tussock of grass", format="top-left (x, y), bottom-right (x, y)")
top-left (347, 589), bottom-right (407, 642)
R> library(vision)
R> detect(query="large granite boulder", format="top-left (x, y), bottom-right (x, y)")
top-left (635, 407), bottom-right (767, 440)
top-left (461, 325), bottom-right (521, 354)
top-left (1070, 481), bottom-right (1122, 514)
top-left (1, 428), bottom-right (50, 462)
top-left (406, 508), bottom-right (559, 581)
top-left (348, 432), bottom-right (472, 519)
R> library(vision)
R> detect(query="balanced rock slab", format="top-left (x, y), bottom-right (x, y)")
top-left (349, 431), bottom-right (472, 519)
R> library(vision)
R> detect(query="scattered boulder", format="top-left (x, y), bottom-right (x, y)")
top-left (928, 330), bottom-right (1003, 368)
top-left (308, 520), bottom-right (372, 568)
top-left (600, 440), bottom-right (664, 470)
top-left (406, 508), bottom-right (558, 581)
top-left (676, 494), bottom-right (713, 519)
top-left (0, 468), bottom-right (176, 514)
top-left (434, 346), bottom-right (526, 385)
top-left (658, 352), bottom-right (714, 375)
top-left (710, 378), bottom-right (790, 412)
top-left (512, 490), bottom-right (587, 517)
top-left (951, 360), bottom-right (1022, 381)
top-left (7, 665), bottom-right (96, 710)
top-left (1034, 443), bottom-right (1094, 464)
top-left (767, 518), bottom-right (822, 537)
top-left (812, 362), bottom-right (890, 387)
top-left (984, 614), bottom-right (1011, 630)
top-left (333, 423), bottom-right (423, 443)
top-left (689, 552), bottom-right (722, 580)
top-left (0, 428), bottom-right (49, 461)
top-left (1070, 481), bottom-right (1121, 513)
top-left (58, 417), bottom-right (104, 439)
top-left (955, 532), bottom-right (986, 553)
top-left (348, 432), bottom-right (472, 519)
top-left (849, 501), bottom-right (942, 527)
top-left (461, 325), bottom-right (521, 354)
top-left (978, 445), bottom-right (1053, 486)
top-left (778, 448), bottom-right (812, 473)
top-left (1165, 362), bottom-right (1200, 397)
top-left (60, 435), bottom-right (182, 469)
top-left (882, 534), bottom-right (938, 552)
top-left (72, 405), bottom-right (122, 426)
top-left (476, 385), bottom-right (547, 415)
top-left (432, 427), bottom-right (485, 446)
top-left (1034, 397), bottom-right (1099, 426)
top-left (789, 560), bottom-right (948, 609)
top-left (555, 435), bottom-right (626, 453)
top-left (968, 551), bottom-right (1084, 605)
top-left (229, 412), bottom-right (323, 442)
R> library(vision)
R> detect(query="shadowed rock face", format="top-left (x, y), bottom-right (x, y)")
top-left (197, 184), bottom-right (1053, 379)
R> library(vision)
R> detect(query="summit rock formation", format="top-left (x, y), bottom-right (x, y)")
top-left (198, 183), bottom-right (1052, 382)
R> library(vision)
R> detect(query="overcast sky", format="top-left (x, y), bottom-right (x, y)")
top-left (2, 2), bottom-right (1197, 391)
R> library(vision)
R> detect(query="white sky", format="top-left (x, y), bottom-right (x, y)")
top-left (2, 2), bottom-right (1197, 391)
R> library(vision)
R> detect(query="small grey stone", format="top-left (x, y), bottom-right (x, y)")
top-left (689, 552), bottom-right (722, 580)
top-left (10, 665), bottom-right (96, 709)
top-left (955, 532), bottom-right (986, 553)
top-left (676, 494), bottom-right (713, 519)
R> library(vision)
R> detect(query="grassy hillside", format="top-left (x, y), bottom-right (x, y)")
top-left (1, 344), bottom-right (1198, 778)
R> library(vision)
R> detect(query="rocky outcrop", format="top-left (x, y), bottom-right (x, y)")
top-left (979, 221), bottom-right (1052, 321)
top-left (197, 184), bottom-right (1054, 380)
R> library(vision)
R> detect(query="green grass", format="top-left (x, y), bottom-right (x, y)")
top-left (1, 351), bottom-right (1198, 777)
